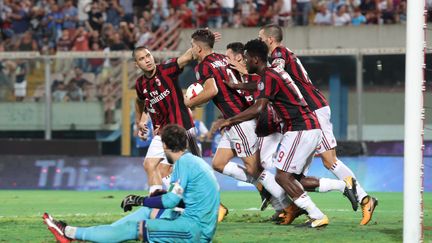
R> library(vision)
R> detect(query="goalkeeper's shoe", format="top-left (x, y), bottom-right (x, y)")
top-left (360, 196), bottom-right (378, 225)
top-left (297, 215), bottom-right (329, 228)
top-left (217, 203), bottom-right (229, 223)
top-left (43, 213), bottom-right (72, 243)
top-left (343, 176), bottom-right (358, 211)
top-left (276, 204), bottom-right (306, 225)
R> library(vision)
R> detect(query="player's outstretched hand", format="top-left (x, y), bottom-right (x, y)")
top-left (227, 58), bottom-right (248, 75)
top-left (120, 194), bottom-right (145, 212)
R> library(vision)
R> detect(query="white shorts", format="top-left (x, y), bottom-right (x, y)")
top-left (258, 133), bottom-right (283, 170)
top-left (274, 129), bottom-right (322, 175)
top-left (217, 119), bottom-right (258, 157)
top-left (14, 80), bottom-right (27, 97)
top-left (146, 127), bottom-right (196, 165)
top-left (315, 106), bottom-right (337, 154)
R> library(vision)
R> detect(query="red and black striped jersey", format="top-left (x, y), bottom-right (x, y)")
top-left (243, 74), bottom-right (282, 137)
top-left (135, 58), bottom-right (194, 131)
top-left (194, 53), bottom-right (250, 119)
top-left (257, 66), bottom-right (320, 132)
top-left (270, 46), bottom-right (328, 111)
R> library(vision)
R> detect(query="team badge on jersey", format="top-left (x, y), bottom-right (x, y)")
top-left (155, 78), bottom-right (161, 86)
top-left (258, 82), bottom-right (264, 91)
top-left (143, 89), bottom-right (147, 94)
top-left (275, 51), bottom-right (282, 58)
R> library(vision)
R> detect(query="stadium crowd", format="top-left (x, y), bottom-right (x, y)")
top-left (1, 0), bottom-right (428, 53)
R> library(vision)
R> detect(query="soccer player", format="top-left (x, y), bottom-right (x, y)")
top-left (225, 42), bottom-right (357, 224)
top-left (258, 24), bottom-right (377, 225)
top-left (133, 46), bottom-right (201, 196)
top-left (185, 29), bottom-right (287, 208)
top-left (219, 39), bottom-right (329, 228)
top-left (43, 124), bottom-right (220, 243)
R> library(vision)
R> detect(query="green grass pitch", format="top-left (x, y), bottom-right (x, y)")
top-left (0, 191), bottom-right (430, 242)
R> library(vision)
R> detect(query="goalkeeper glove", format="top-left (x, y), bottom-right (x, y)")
top-left (120, 194), bottom-right (145, 212)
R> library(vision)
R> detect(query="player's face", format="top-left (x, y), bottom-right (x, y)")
top-left (134, 48), bottom-right (156, 72)
top-left (258, 29), bottom-right (271, 52)
top-left (244, 51), bottom-right (257, 74)
top-left (225, 49), bottom-right (243, 63)
top-left (190, 40), bottom-right (201, 59)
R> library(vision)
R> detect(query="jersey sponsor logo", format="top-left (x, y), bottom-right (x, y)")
top-left (155, 78), bottom-right (161, 86)
top-left (258, 81), bottom-right (264, 91)
top-left (148, 89), bottom-right (171, 106)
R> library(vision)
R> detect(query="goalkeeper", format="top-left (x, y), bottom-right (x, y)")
top-left (43, 124), bottom-right (220, 243)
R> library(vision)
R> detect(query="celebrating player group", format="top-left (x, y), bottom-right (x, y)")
top-left (43, 26), bottom-right (378, 243)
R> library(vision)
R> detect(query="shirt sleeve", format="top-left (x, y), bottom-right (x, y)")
top-left (161, 161), bottom-right (188, 208)
top-left (161, 58), bottom-right (181, 78)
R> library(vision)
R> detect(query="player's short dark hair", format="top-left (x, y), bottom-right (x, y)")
top-left (132, 46), bottom-right (147, 60)
top-left (261, 24), bottom-right (283, 42)
top-left (226, 42), bottom-right (244, 55)
top-left (244, 39), bottom-right (268, 63)
top-left (161, 124), bottom-right (188, 152)
top-left (191, 29), bottom-right (215, 49)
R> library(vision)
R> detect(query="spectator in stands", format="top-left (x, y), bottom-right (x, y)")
top-left (206, 0), bottom-right (223, 28)
top-left (151, 2), bottom-right (169, 31)
top-left (71, 27), bottom-right (90, 71)
top-left (0, 0), bottom-right (13, 33)
top-left (119, 0), bottom-right (134, 23)
top-left (0, 60), bottom-right (15, 101)
top-left (360, 0), bottom-right (379, 24)
top-left (178, 3), bottom-right (193, 28)
top-left (68, 67), bottom-right (92, 99)
top-left (221, 0), bottom-right (234, 27)
top-left (377, 0), bottom-right (395, 24)
top-left (15, 31), bottom-right (37, 51)
top-left (296, 0), bottom-right (312, 26)
top-left (66, 80), bottom-right (83, 102)
top-left (37, 32), bottom-right (56, 55)
top-left (190, 0), bottom-right (207, 28)
top-left (105, 0), bottom-right (125, 28)
top-left (88, 30), bottom-right (104, 49)
top-left (88, 42), bottom-right (104, 75)
top-left (257, 0), bottom-right (275, 26)
top-left (48, 4), bottom-right (64, 40)
top-left (10, 0), bottom-right (30, 35)
top-left (52, 81), bottom-right (68, 102)
top-left (397, 0), bottom-right (406, 23)
top-left (119, 21), bottom-right (135, 49)
top-left (101, 78), bottom-right (116, 124)
top-left (13, 60), bottom-right (28, 102)
top-left (242, 3), bottom-right (260, 27)
top-left (135, 25), bottom-right (154, 47)
top-left (275, 0), bottom-right (292, 27)
top-left (314, 1), bottom-right (332, 25)
top-left (62, 0), bottom-right (78, 35)
top-left (85, 1), bottom-right (103, 33)
top-left (232, 10), bottom-right (242, 28)
top-left (333, 4), bottom-right (351, 26)
top-left (351, 7), bottom-right (366, 26)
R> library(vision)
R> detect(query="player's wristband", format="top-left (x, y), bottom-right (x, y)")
top-left (142, 196), bottom-right (164, 208)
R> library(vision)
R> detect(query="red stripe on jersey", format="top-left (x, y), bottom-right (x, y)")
top-left (257, 67), bottom-right (320, 131)
top-left (271, 47), bottom-right (328, 111)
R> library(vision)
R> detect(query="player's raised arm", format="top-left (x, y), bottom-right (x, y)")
top-left (184, 78), bottom-right (218, 108)
top-left (177, 48), bottom-right (194, 69)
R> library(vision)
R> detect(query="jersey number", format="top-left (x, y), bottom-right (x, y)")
top-left (277, 151), bottom-right (285, 163)
top-left (235, 143), bottom-right (242, 154)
